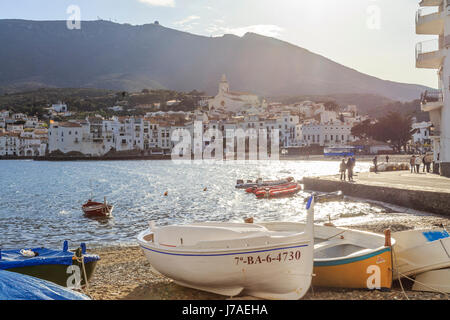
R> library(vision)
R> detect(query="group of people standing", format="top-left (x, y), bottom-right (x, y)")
top-left (340, 156), bottom-right (356, 181)
top-left (410, 154), bottom-right (433, 173)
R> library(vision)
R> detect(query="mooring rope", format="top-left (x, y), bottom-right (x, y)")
top-left (392, 249), bottom-right (449, 300)
top-left (74, 253), bottom-right (90, 296)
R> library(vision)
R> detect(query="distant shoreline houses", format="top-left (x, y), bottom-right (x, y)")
top-left (1, 75), bottom-right (401, 159)
top-left (0, 110), bottom-right (47, 157)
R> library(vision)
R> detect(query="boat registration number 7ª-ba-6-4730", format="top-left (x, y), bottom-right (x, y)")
top-left (234, 250), bottom-right (302, 265)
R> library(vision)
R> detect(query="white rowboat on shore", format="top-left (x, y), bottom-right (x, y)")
top-left (412, 268), bottom-right (450, 293)
top-left (137, 197), bottom-right (315, 300)
top-left (392, 229), bottom-right (450, 280)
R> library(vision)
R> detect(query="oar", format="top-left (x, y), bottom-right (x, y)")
top-left (303, 191), bottom-right (344, 203)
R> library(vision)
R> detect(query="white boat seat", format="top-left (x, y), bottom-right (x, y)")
top-left (314, 239), bottom-right (372, 259)
top-left (314, 239), bottom-right (344, 251)
top-left (154, 224), bottom-right (270, 247)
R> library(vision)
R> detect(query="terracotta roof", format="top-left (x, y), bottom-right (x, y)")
top-left (58, 122), bottom-right (82, 128)
top-left (0, 132), bottom-right (20, 137)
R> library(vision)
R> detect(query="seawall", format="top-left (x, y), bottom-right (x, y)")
top-left (303, 171), bottom-right (450, 216)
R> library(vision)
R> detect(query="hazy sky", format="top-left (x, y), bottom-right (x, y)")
top-left (0, 0), bottom-right (438, 88)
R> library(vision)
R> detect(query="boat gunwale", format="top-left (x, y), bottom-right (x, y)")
top-left (137, 230), bottom-right (312, 256)
top-left (82, 204), bottom-right (114, 210)
top-left (313, 246), bottom-right (392, 266)
top-left (392, 230), bottom-right (450, 251)
top-left (257, 222), bottom-right (395, 265)
top-left (138, 242), bottom-right (311, 257)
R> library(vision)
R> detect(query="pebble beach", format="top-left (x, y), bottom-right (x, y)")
top-left (86, 213), bottom-right (450, 301)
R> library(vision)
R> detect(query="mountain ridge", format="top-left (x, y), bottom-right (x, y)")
top-left (0, 19), bottom-right (431, 102)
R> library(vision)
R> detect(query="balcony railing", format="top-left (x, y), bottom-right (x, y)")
top-left (416, 7), bottom-right (444, 35)
top-left (419, 0), bottom-right (443, 6)
top-left (416, 39), bottom-right (440, 56)
top-left (421, 90), bottom-right (443, 103)
top-left (416, 39), bottom-right (444, 68)
top-left (421, 89), bottom-right (444, 112)
top-left (416, 7), bottom-right (439, 21)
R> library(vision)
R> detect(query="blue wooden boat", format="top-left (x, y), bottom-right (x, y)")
top-left (0, 241), bottom-right (100, 288)
top-left (0, 270), bottom-right (90, 300)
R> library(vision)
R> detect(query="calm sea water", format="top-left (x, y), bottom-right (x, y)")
top-left (0, 159), bottom-right (390, 249)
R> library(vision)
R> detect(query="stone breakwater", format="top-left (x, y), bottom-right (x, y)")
top-left (303, 171), bottom-right (450, 216)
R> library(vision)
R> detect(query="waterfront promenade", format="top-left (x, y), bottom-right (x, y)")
top-left (303, 171), bottom-right (450, 216)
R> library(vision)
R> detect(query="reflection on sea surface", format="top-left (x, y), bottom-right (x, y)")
top-left (0, 160), bottom-right (393, 248)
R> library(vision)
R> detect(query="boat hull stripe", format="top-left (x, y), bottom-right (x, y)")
top-left (140, 243), bottom-right (309, 257)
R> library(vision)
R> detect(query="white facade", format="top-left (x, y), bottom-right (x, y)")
top-left (48, 117), bottom-right (170, 156)
top-left (411, 121), bottom-right (432, 145)
top-left (0, 132), bottom-right (46, 157)
top-left (51, 103), bottom-right (68, 113)
top-left (0, 133), bottom-right (20, 156)
top-left (296, 121), bottom-right (356, 147)
top-left (416, 0), bottom-right (450, 176)
top-left (208, 75), bottom-right (260, 113)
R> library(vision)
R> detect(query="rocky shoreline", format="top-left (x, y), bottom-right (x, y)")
top-left (86, 214), bottom-right (449, 301)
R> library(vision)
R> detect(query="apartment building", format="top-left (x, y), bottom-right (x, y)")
top-left (416, 0), bottom-right (450, 176)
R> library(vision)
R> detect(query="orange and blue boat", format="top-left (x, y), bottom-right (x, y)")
top-left (311, 225), bottom-right (394, 289)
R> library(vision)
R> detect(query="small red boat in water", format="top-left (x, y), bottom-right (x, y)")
top-left (255, 183), bottom-right (302, 199)
top-left (82, 197), bottom-right (113, 217)
top-left (245, 182), bottom-right (295, 193)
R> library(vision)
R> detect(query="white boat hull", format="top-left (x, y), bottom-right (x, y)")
top-left (139, 240), bottom-right (313, 300)
top-left (392, 229), bottom-right (450, 280)
top-left (137, 196), bottom-right (316, 300)
top-left (412, 268), bottom-right (450, 293)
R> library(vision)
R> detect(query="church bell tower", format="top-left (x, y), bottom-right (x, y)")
top-left (219, 74), bottom-right (229, 93)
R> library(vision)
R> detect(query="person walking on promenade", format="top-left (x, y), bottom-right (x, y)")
top-left (415, 154), bottom-right (422, 173)
top-left (340, 159), bottom-right (347, 181)
top-left (386, 155), bottom-right (389, 163)
top-left (422, 155), bottom-right (426, 173)
top-left (425, 153), bottom-right (432, 173)
top-left (346, 157), bottom-right (353, 181)
top-left (373, 156), bottom-right (378, 174)
top-left (410, 155), bottom-right (416, 173)
top-left (348, 155), bottom-right (356, 181)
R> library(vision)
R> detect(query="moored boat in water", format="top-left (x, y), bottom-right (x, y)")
top-left (137, 197), bottom-right (316, 300)
top-left (235, 177), bottom-right (294, 189)
top-left (254, 183), bottom-right (302, 199)
top-left (0, 241), bottom-right (100, 288)
top-left (82, 197), bottom-right (114, 217)
top-left (245, 182), bottom-right (296, 194)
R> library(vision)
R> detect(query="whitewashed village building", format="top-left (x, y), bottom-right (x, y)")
top-left (295, 121), bottom-right (356, 147)
top-left (208, 75), bottom-right (261, 113)
top-left (0, 111), bottom-right (47, 157)
top-left (51, 103), bottom-right (68, 113)
top-left (411, 121), bottom-right (432, 152)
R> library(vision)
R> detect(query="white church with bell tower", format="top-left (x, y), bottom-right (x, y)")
top-left (208, 75), bottom-right (261, 113)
